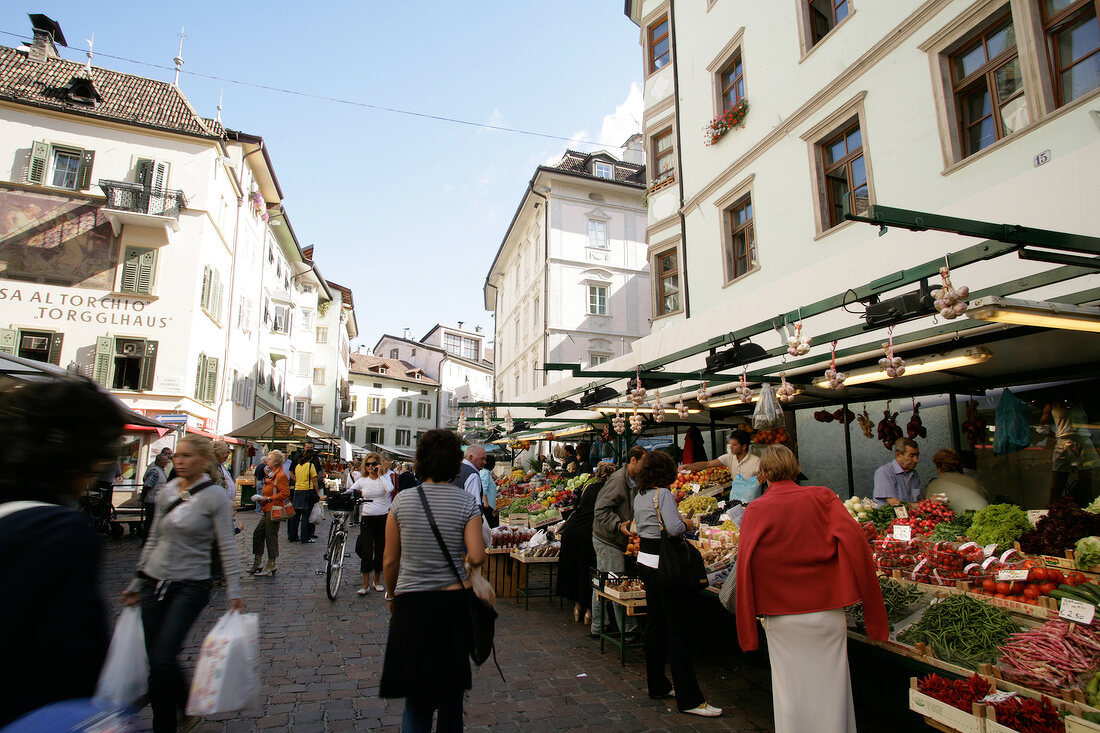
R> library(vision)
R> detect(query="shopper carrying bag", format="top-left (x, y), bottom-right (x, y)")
top-left (185, 610), bottom-right (259, 716)
top-left (93, 607), bottom-right (148, 707)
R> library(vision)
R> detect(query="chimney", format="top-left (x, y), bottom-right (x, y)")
top-left (457, 321), bottom-right (465, 331)
top-left (475, 325), bottom-right (483, 334)
top-left (27, 14), bottom-right (65, 62)
top-left (403, 327), bottom-right (411, 339)
top-left (621, 133), bottom-right (645, 165)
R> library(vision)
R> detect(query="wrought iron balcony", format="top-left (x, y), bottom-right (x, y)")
top-left (98, 180), bottom-right (186, 233)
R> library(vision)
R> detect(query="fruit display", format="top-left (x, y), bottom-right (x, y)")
top-left (490, 525), bottom-right (535, 549)
top-left (671, 467), bottom-right (731, 492)
top-left (751, 427), bottom-right (789, 444)
top-left (872, 537), bottom-right (924, 574)
top-left (843, 496), bottom-right (878, 521)
top-left (677, 494), bottom-right (718, 517)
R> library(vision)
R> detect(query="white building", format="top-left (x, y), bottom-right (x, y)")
top-left (484, 145), bottom-right (650, 401)
top-left (0, 16), bottom-right (354, 474)
top-left (375, 324), bottom-right (494, 429)
top-left (345, 352), bottom-right (440, 455)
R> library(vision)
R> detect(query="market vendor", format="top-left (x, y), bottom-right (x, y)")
top-left (873, 437), bottom-right (922, 506)
top-left (680, 430), bottom-right (760, 480)
top-left (591, 445), bottom-right (646, 638)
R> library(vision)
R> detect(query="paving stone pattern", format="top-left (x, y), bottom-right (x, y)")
top-left (100, 512), bottom-right (900, 732)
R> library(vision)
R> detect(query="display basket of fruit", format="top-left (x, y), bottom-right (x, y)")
top-left (603, 576), bottom-right (646, 600)
top-left (872, 536), bottom-right (926, 575)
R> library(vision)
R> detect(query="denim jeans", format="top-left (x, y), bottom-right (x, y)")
top-left (140, 578), bottom-right (211, 733)
top-left (402, 691), bottom-right (464, 733)
top-left (287, 490), bottom-right (317, 542)
top-left (591, 535), bottom-right (638, 635)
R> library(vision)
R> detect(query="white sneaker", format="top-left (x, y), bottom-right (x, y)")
top-left (683, 703), bottom-right (722, 717)
top-left (356, 587), bottom-right (368, 596)
top-left (373, 583), bottom-right (385, 592)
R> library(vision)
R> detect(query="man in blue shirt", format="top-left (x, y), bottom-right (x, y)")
top-left (873, 437), bottom-right (922, 505)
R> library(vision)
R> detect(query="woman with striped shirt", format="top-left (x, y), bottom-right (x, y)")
top-left (380, 429), bottom-right (486, 732)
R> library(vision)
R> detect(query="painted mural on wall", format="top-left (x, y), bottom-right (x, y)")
top-left (0, 185), bottom-right (117, 288)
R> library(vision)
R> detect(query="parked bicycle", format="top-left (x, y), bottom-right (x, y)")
top-left (323, 490), bottom-right (371, 600)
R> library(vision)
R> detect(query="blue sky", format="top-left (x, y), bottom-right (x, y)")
top-left (0, 2), bottom-right (644, 352)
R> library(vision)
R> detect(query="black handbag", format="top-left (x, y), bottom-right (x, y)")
top-left (653, 492), bottom-right (709, 592)
top-left (416, 487), bottom-right (502, 675)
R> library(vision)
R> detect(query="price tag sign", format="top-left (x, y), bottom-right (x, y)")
top-left (997, 569), bottom-right (1029, 581)
top-left (1059, 597), bottom-right (1096, 625)
top-left (893, 525), bottom-right (912, 541)
top-left (894, 506), bottom-right (909, 519)
top-left (689, 483), bottom-right (701, 494)
top-left (983, 691), bottom-right (1017, 703)
top-left (1027, 509), bottom-right (1049, 525)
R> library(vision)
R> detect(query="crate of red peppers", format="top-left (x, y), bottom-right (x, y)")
top-left (985, 694), bottom-right (1066, 733)
top-left (873, 536), bottom-right (925, 574)
top-left (910, 675), bottom-right (988, 733)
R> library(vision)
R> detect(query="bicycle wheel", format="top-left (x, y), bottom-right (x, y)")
top-left (326, 530), bottom-right (346, 600)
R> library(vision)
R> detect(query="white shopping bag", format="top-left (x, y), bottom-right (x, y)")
top-left (94, 606), bottom-right (148, 706)
top-left (309, 503), bottom-right (325, 525)
top-left (185, 611), bottom-right (259, 716)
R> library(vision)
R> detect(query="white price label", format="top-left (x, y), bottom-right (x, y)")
top-left (892, 525), bottom-right (912, 541)
top-left (983, 691), bottom-right (1018, 703)
top-left (689, 483), bottom-right (701, 494)
top-left (997, 569), bottom-right (1029, 581)
top-left (894, 506), bottom-right (909, 519)
top-left (1059, 597), bottom-right (1096, 625)
top-left (1027, 510), bottom-right (1049, 525)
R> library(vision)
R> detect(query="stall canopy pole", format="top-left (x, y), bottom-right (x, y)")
top-left (949, 393), bottom-right (962, 453)
top-left (843, 401), bottom-right (854, 500)
top-left (709, 410), bottom-right (718, 460)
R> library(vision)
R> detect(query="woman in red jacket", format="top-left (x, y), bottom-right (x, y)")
top-left (251, 450), bottom-right (290, 575)
top-left (735, 445), bottom-right (887, 733)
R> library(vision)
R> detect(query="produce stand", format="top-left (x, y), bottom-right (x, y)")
top-left (594, 587), bottom-right (646, 666)
top-left (511, 550), bottom-right (558, 610)
top-left (483, 549), bottom-right (520, 599)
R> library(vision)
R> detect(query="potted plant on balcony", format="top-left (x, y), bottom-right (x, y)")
top-left (704, 100), bottom-right (749, 146)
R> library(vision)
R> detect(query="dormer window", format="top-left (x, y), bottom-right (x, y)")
top-left (66, 77), bottom-right (100, 106)
top-left (594, 161), bottom-right (613, 179)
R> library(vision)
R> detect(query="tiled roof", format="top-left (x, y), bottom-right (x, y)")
top-left (0, 45), bottom-right (222, 139)
top-left (553, 150), bottom-right (646, 187)
top-left (349, 353), bottom-right (439, 386)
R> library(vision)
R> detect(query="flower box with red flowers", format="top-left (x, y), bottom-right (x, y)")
top-left (704, 100), bottom-right (749, 146)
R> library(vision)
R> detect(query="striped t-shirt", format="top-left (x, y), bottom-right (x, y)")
top-left (391, 482), bottom-right (481, 594)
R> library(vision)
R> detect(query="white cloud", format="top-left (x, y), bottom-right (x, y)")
top-left (544, 129), bottom-right (588, 165)
top-left (597, 82), bottom-right (643, 151)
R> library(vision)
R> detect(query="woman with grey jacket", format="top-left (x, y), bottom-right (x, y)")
top-left (121, 433), bottom-right (244, 733)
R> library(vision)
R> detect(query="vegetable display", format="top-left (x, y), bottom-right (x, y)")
top-left (1076, 536), bottom-right (1100, 570)
top-left (879, 575), bottom-right (924, 622)
top-left (843, 496), bottom-right (878, 522)
top-left (887, 499), bottom-right (956, 537)
top-left (997, 618), bottom-right (1100, 694)
top-left (966, 504), bottom-right (1033, 550)
top-left (928, 510), bottom-right (976, 542)
top-left (869, 503), bottom-right (902, 531)
top-left (1019, 498), bottom-right (1100, 557)
top-left (916, 673), bottom-right (991, 712)
top-left (897, 594), bottom-right (1021, 668)
top-left (988, 695), bottom-right (1065, 733)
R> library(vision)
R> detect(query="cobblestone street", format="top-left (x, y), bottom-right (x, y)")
top-left (100, 512), bottom-right (915, 732)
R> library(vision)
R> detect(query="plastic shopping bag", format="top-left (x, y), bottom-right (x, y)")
top-left (93, 606), bottom-right (148, 707)
top-left (185, 611), bottom-right (260, 716)
top-left (309, 502), bottom-right (325, 525)
top-left (728, 474), bottom-right (761, 504)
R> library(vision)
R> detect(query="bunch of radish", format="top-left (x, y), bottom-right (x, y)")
top-left (787, 321), bottom-right (811, 357)
top-left (652, 391), bottom-right (665, 422)
top-left (932, 265), bottom-right (969, 320)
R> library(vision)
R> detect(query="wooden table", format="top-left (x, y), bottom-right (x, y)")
top-left (594, 588), bottom-right (647, 665)
top-left (510, 551), bottom-right (558, 610)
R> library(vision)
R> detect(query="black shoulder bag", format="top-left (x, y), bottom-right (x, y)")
top-left (160, 479), bottom-right (214, 518)
top-left (415, 486), bottom-right (502, 676)
top-left (653, 491), bottom-right (709, 593)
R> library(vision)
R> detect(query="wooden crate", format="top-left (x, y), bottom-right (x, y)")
top-left (908, 679), bottom-right (984, 733)
top-left (485, 552), bottom-right (519, 599)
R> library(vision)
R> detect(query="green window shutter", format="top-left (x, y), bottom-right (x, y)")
top-left (119, 247), bottom-right (140, 292)
top-left (195, 354), bottom-right (206, 400)
top-left (75, 150), bottom-right (95, 190)
top-left (136, 159), bottom-right (153, 188)
top-left (136, 249), bottom-right (156, 294)
top-left (204, 356), bottom-right (219, 404)
top-left (47, 333), bottom-right (64, 365)
top-left (26, 141), bottom-right (47, 184)
top-left (211, 270), bottom-right (222, 321)
top-left (200, 267), bottom-right (211, 310)
top-left (0, 329), bottom-right (16, 355)
top-left (140, 340), bottom-right (158, 391)
top-left (153, 161), bottom-right (168, 191)
top-left (93, 336), bottom-right (113, 386)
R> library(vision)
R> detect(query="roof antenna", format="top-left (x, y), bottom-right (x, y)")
top-left (81, 32), bottom-right (93, 76)
top-left (216, 90), bottom-right (223, 123)
top-left (172, 26), bottom-right (186, 87)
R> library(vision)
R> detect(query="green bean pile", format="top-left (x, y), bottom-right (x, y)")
top-left (896, 594), bottom-right (1021, 669)
top-left (846, 577), bottom-right (924, 627)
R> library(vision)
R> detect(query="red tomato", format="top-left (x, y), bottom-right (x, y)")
top-left (1049, 569), bottom-right (1065, 585)
top-left (1023, 598), bottom-right (1038, 605)
top-left (1039, 582), bottom-right (1057, 595)
top-left (994, 593), bottom-right (1008, 599)
top-left (982, 579), bottom-right (997, 592)
top-left (1029, 567), bottom-right (1049, 583)
top-left (1023, 586), bottom-right (1041, 600)
top-left (996, 582), bottom-right (1011, 595)
top-left (1009, 581), bottom-right (1026, 595)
